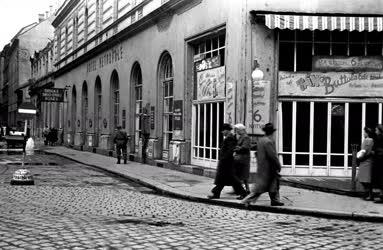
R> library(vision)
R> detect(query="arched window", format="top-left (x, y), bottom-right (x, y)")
top-left (159, 53), bottom-right (174, 154)
top-left (132, 63), bottom-right (142, 150)
top-left (111, 71), bottom-right (119, 130)
top-left (71, 85), bottom-right (77, 135)
top-left (81, 82), bottom-right (88, 144)
top-left (95, 76), bottom-right (102, 146)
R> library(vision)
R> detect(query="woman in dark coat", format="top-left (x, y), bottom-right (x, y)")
top-left (357, 127), bottom-right (374, 200)
top-left (372, 124), bottom-right (383, 203)
top-left (208, 123), bottom-right (247, 199)
top-left (233, 123), bottom-right (251, 193)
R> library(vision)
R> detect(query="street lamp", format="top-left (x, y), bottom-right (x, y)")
top-left (251, 60), bottom-right (264, 81)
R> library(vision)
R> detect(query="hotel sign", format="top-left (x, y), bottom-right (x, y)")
top-left (40, 88), bottom-right (64, 102)
top-left (312, 56), bottom-right (383, 72)
top-left (279, 71), bottom-right (383, 97)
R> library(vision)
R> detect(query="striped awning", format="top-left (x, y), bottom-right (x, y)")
top-left (265, 14), bottom-right (383, 32)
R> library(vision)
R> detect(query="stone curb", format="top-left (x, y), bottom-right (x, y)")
top-left (42, 149), bottom-right (383, 223)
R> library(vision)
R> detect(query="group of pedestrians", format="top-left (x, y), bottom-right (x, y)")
top-left (207, 122), bottom-right (284, 207)
top-left (357, 125), bottom-right (383, 203)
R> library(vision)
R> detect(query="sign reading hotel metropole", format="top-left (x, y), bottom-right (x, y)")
top-left (197, 66), bottom-right (226, 101)
top-left (279, 71), bottom-right (383, 97)
top-left (312, 56), bottom-right (383, 72)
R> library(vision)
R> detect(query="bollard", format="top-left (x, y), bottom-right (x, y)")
top-left (351, 144), bottom-right (359, 191)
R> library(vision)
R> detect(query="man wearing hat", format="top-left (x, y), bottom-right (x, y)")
top-left (241, 122), bottom-right (284, 206)
top-left (208, 123), bottom-right (247, 199)
top-left (113, 125), bottom-right (129, 164)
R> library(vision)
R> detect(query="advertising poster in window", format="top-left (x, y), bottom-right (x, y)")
top-left (197, 66), bottom-right (226, 101)
top-left (279, 71), bottom-right (383, 97)
top-left (173, 100), bottom-right (183, 131)
top-left (246, 80), bottom-right (271, 135)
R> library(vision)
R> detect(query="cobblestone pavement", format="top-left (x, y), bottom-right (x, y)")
top-left (1, 153), bottom-right (383, 249)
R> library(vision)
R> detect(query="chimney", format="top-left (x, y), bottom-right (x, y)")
top-left (46, 11), bottom-right (49, 18)
top-left (38, 13), bottom-right (45, 22)
top-left (49, 5), bottom-right (53, 15)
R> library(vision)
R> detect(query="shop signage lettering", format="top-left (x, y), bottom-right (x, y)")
top-left (279, 71), bottom-right (383, 97)
top-left (87, 45), bottom-right (124, 73)
top-left (313, 56), bottom-right (383, 72)
top-left (173, 100), bottom-right (183, 130)
top-left (40, 88), bottom-right (64, 102)
top-left (246, 80), bottom-right (271, 135)
top-left (197, 66), bottom-right (226, 101)
top-left (195, 55), bottom-right (221, 72)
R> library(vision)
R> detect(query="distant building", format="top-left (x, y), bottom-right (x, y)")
top-left (1, 14), bottom-right (54, 127)
top-left (52, 0), bottom-right (383, 177)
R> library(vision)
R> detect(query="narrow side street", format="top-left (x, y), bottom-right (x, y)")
top-left (0, 152), bottom-right (382, 249)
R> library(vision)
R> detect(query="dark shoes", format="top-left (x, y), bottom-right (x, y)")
top-left (124, 159), bottom-right (127, 164)
top-left (236, 193), bottom-right (248, 200)
top-left (270, 201), bottom-right (285, 206)
top-left (207, 194), bottom-right (220, 199)
top-left (116, 160), bottom-right (121, 164)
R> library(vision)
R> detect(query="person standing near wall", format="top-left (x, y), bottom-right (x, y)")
top-left (113, 125), bottom-right (129, 164)
top-left (140, 103), bottom-right (151, 163)
top-left (357, 127), bottom-right (375, 201)
top-left (241, 123), bottom-right (284, 207)
top-left (372, 124), bottom-right (383, 203)
top-left (233, 123), bottom-right (251, 194)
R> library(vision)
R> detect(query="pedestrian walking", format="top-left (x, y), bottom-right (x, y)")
top-left (207, 123), bottom-right (247, 200)
top-left (241, 123), bottom-right (284, 207)
top-left (233, 123), bottom-right (251, 194)
top-left (372, 124), bottom-right (383, 203)
top-left (112, 125), bottom-right (129, 164)
top-left (357, 127), bottom-right (375, 200)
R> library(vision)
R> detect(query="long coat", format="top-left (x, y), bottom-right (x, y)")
top-left (372, 134), bottom-right (383, 188)
top-left (234, 134), bottom-right (251, 181)
top-left (214, 133), bottom-right (238, 186)
top-left (253, 135), bottom-right (281, 193)
top-left (357, 137), bottom-right (374, 183)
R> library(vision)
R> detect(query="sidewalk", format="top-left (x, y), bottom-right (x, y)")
top-left (42, 146), bottom-right (383, 222)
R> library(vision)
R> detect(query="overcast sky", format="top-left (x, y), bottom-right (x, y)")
top-left (0, 0), bottom-right (64, 50)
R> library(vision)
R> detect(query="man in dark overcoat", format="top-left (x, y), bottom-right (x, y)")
top-left (241, 123), bottom-right (284, 206)
top-left (208, 123), bottom-right (247, 199)
top-left (113, 125), bottom-right (129, 164)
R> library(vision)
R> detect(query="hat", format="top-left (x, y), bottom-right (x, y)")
top-left (234, 123), bottom-right (246, 130)
top-left (221, 123), bottom-right (232, 131)
top-left (262, 123), bottom-right (276, 134)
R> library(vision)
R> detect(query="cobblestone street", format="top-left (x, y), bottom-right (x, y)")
top-left (0, 153), bottom-right (383, 249)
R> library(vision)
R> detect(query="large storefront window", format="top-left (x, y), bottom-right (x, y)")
top-left (191, 32), bottom-right (226, 168)
top-left (278, 29), bottom-right (383, 176)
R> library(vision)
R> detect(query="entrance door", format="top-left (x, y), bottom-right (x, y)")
top-left (191, 101), bottom-right (224, 168)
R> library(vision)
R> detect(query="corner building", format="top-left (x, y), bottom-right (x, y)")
top-left (53, 0), bottom-right (383, 177)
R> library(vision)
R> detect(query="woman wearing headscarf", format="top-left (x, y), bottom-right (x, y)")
top-left (372, 124), bottom-right (383, 203)
top-left (357, 127), bottom-right (374, 200)
top-left (233, 123), bottom-right (251, 194)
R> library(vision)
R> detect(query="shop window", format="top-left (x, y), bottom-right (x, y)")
top-left (279, 42), bottom-right (294, 71)
top-left (296, 43), bottom-right (312, 71)
top-left (348, 103), bottom-right (362, 153)
top-left (331, 103), bottom-right (345, 154)
top-left (296, 102), bottom-right (310, 152)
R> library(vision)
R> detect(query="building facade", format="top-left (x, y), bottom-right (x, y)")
top-left (53, 0), bottom-right (383, 176)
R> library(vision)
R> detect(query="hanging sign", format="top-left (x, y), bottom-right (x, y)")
top-left (279, 71), bottom-right (383, 97)
top-left (40, 88), bottom-right (64, 102)
top-left (246, 80), bottom-right (271, 135)
top-left (197, 66), bottom-right (226, 101)
top-left (312, 56), bottom-right (383, 72)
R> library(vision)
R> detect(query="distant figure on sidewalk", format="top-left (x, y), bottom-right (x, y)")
top-left (372, 124), bottom-right (383, 203)
top-left (207, 123), bottom-right (247, 200)
top-left (43, 126), bottom-right (49, 145)
top-left (357, 127), bottom-right (375, 201)
top-left (241, 123), bottom-right (284, 207)
top-left (233, 123), bottom-right (251, 194)
top-left (140, 103), bottom-right (151, 163)
top-left (113, 125), bottom-right (129, 164)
